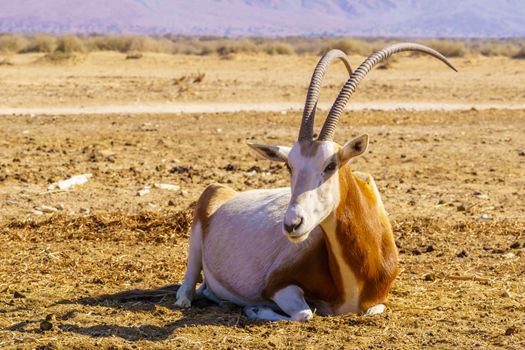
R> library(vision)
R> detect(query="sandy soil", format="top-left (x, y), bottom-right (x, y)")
top-left (0, 52), bottom-right (524, 109)
top-left (0, 52), bottom-right (524, 349)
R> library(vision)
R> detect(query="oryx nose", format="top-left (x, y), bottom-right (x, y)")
top-left (284, 216), bottom-right (303, 234)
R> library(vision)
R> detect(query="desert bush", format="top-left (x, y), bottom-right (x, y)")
top-left (321, 38), bottom-right (371, 56)
top-left (512, 47), bottom-right (525, 59)
top-left (469, 40), bottom-right (520, 57)
top-left (23, 34), bottom-right (57, 53)
top-left (418, 39), bottom-right (466, 57)
top-left (0, 57), bottom-right (14, 66)
top-left (262, 42), bottom-right (295, 55)
top-left (0, 35), bottom-right (29, 53)
top-left (86, 35), bottom-right (134, 52)
top-left (128, 35), bottom-right (173, 53)
top-left (55, 35), bottom-right (86, 53)
top-left (40, 51), bottom-right (85, 63)
top-left (126, 51), bottom-right (143, 59)
top-left (201, 38), bottom-right (258, 56)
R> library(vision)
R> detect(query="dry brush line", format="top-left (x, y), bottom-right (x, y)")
top-left (1, 211), bottom-right (522, 248)
top-left (0, 208), bottom-right (194, 243)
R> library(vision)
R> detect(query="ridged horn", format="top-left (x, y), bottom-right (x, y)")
top-left (318, 43), bottom-right (457, 141)
top-left (298, 49), bottom-right (353, 141)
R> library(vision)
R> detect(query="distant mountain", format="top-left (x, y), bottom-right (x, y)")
top-left (0, 0), bottom-right (524, 38)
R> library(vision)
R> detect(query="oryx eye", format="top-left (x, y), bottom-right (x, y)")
top-left (324, 162), bottom-right (337, 173)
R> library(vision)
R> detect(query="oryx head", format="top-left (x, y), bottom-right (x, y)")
top-left (249, 43), bottom-right (456, 243)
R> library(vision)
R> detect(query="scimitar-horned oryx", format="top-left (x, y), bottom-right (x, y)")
top-left (175, 43), bottom-right (457, 321)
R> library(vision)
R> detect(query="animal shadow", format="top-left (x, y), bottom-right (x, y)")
top-left (8, 284), bottom-right (250, 342)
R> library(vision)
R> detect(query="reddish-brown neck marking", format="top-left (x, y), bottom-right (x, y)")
top-left (332, 163), bottom-right (398, 311)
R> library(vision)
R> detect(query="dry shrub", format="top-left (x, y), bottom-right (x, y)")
top-left (126, 51), bottom-right (143, 59)
top-left (39, 51), bottom-right (85, 64)
top-left (377, 56), bottom-right (398, 70)
top-left (86, 35), bottom-right (134, 52)
top-left (24, 34), bottom-right (57, 53)
top-left (2, 209), bottom-right (194, 243)
top-left (418, 39), bottom-right (466, 57)
top-left (214, 39), bottom-right (258, 56)
top-left (262, 42), bottom-right (295, 55)
top-left (128, 35), bottom-right (173, 53)
top-left (476, 42), bottom-right (516, 56)
top-left (55, 35), bottom-right (86, 53)
top-left (321, 38), bottom-right (371, 56)
top-left (0, 57), bottom-right (14, 66)
top-left (0, 34), bottom-right (29, 53)
top-left (512, 47), bottom-right (525, 59)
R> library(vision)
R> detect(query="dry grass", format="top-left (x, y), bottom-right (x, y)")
top-left (22, 34), bottom-right (57, 53)
top-left (512, 47), bottom-right (525, 59)
top-left (418, 39), bottom-right (467, 57)
top-left (0, 34), bottom-right (29, 53)
top-left (0, 34), bottom-right (524, 57)
top-left (0, 108), bottom-right (524, 348)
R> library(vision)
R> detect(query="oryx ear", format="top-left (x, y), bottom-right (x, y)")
top-left (247, 142), bottom-right (290, 162)
top-left (338, 134), bottom-right (369, 164)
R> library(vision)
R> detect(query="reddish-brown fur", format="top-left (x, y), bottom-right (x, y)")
top-left (335, 164), bottom-right (398, 311)
top-left (195, 184), bottom-right (237, 239)
top-left (264, 161), bottom-right (397, 313)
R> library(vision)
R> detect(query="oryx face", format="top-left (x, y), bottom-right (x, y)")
top-left (248, 134), bottom-right (368, 243)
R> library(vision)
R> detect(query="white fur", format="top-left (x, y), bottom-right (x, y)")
top-left (176, 136), bottom-right (379, 321)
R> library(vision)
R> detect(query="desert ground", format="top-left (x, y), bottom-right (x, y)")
top-left (0, 51), bottom-right (524, 349)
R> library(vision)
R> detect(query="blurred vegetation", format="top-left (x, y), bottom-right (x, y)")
top-left (0, 33), bottom-right (524, 58)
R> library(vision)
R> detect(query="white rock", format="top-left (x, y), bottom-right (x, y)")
top-left (137, 187), bottom-right (151, 197)
top-left (154, 183), bottom-right (180, 191)
top-left (479, 214), bottom-right (491, 220)
top-left (35, 205), bottom-right (58, 213)
top-left (28, 209), bottom-right (43, 216)
top-left (48, 174), bottom-right (92, 191)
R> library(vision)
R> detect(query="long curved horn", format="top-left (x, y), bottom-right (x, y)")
top-left (298, 49), bottom-right (353, 141)
top-left (318, 43), bottom-right (457, 141)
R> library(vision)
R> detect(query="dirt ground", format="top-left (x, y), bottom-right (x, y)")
top-left (0, 52), bottom-right (524, 349)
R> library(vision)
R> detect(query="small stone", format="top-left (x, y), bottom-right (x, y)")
top-left (224, 164), bottom-right (237, 171)
top-left (473, 190), bottom-right (482, 196)
top-left (406, 187), bottom-right (415, 193)
top-left (510, 241), bottom-right (521, 249)
top-left (457, 204), bottom-right (466, 212)
top-left (40, 319), bottom-right (53, 331)
top-left (137, 187), bottom-right (151, 197)
top-left (79, 207), bottom-right (90, 214)
top-left (13, 291), bottom-right (26, 298)
top-left (479, 213), bottom-right (491, 220)
top-left (28, 209), bottom-right (44, 216)
top-left (36, 205), bottom-right (58, 213)
top-left (504, 252), bottom-right (515, 259)
top-left (501, 290), bottom-right (511, 298)
top-left (56, 203), bottom-right (65, 210)
top-left (411, 249), bottom-right (422, 256)
top-left (423, 273), bottom-right (435, 281)
top-left (518, 151), bottom-right (525, 157)
top-left (456, 250), bottom-right (468, 258)
top-left (168, 199), bottom-right (176, 206)
top-left (505, 326), bottom-right (517, 336)
top-left (425, 245), bottom-right (435, 253)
